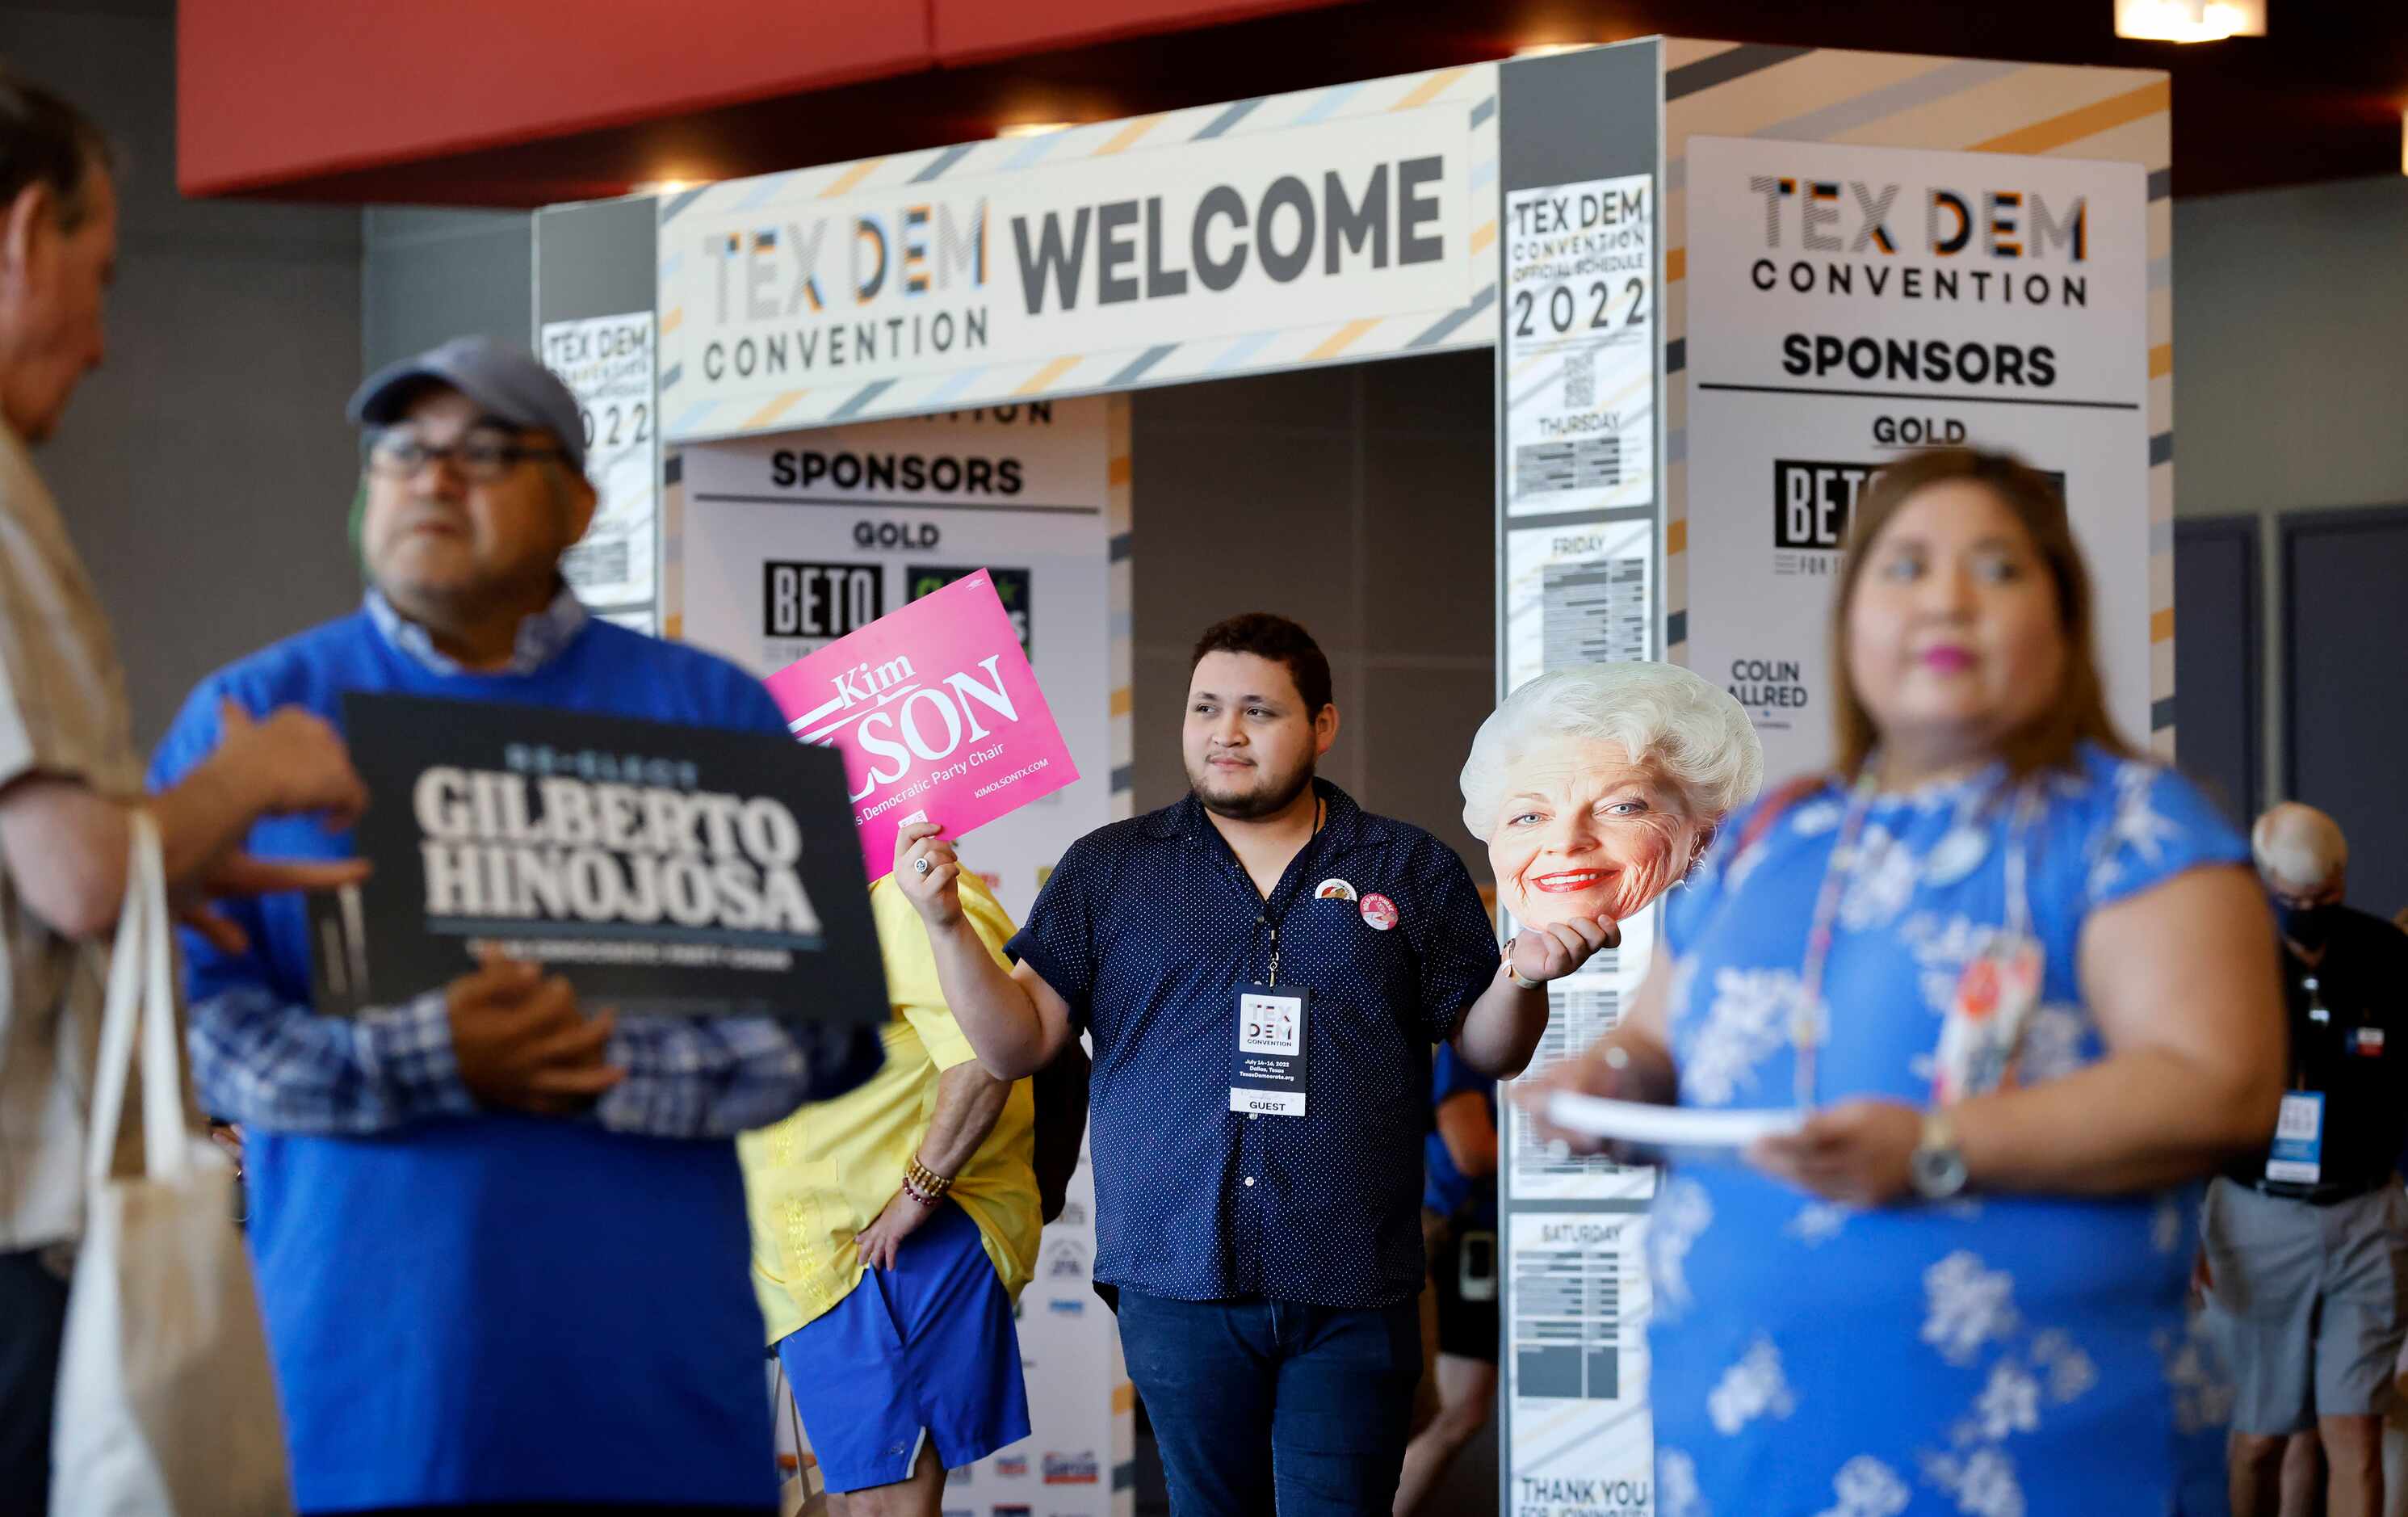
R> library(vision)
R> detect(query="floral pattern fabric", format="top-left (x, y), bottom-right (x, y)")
top-left (1648, 744), bottom-right (2247, 1515)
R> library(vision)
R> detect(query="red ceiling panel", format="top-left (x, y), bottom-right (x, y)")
top-left (178, 0), bottom-right (2408, 205)
top-left (933, 0), bottom-right (1341, 66)
top-left (178, 0), bottom-right (1349, 200)
top-left (177, 0), bottom-right (931, 196)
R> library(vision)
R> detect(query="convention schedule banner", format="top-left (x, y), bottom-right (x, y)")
top-left (1683, 137), bottom-right (2150, 780)
top-left (1494, 42), bottom-right (1666, 1517)
top-left (1504, 175), bottom-right (1656, 519)
top-left (678, 400), bottom-right (1111, 924)
top-left (540, 311), bottom-right (657, 609)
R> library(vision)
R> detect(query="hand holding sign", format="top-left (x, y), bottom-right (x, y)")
top-left (895, 820), bottom-right (965, 929)
top-left (446, 953), bottom-right (624, 1117)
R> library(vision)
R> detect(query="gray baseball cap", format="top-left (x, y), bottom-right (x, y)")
top-left (347, 335), bottom-right (586, 474)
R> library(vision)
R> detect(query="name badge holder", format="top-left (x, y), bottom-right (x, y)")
top-left (2266, 1090), bottom-right (2325, 1185)
top-left (1231, 952), bottom-right (1311, 1118)
top-left (1230, 803), bottom-right (1321, 1119)
top-left (2259, 969), bottom-right (2336, 1183)
top-left (1931, 788), bottom-right (2045, 1106)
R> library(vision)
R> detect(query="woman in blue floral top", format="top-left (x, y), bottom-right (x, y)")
top-left (1525, 448), bottom-right (2285, 1516)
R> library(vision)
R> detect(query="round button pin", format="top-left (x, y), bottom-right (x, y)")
top-left (1360, 893), bottom-right (1399, 931)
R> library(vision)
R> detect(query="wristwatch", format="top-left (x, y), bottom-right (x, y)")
top-left (1909, 1111), bottom-right (1970, 1200)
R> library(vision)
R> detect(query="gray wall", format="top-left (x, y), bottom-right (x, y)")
top-left (1129, 350), bottom-right (1500, 885)
top-left (2172, 174), bottom-right (2408, 806)
top-left (363, 207), bottom-right (531, 373)
top-left (2, 0), bottom-right (364, 750)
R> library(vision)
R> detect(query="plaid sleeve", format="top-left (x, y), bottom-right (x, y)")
top-left (187, 986), bottom-right (476, 1132)
top-left (596, 1017), bottom-right (883, 1138)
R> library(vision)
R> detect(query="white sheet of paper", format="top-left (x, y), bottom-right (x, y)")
top-left (1545, 1093), bottom-right (1803, 1149)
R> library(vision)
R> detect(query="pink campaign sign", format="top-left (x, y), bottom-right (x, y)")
top-left (765, 569), bottom-right (1080, 883)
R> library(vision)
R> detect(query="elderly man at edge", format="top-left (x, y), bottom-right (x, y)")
top-left (0, 75), bottom-right (368, 1507)
top-left (2207, 803), bottom-right (2408, 1517)
top-left (149, 336), bottom-right (883, 1515)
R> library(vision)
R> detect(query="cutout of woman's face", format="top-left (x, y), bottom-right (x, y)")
top-left (1844, 478), bottom-right (2066, 762)
top-left (1487, 736), bottom-right (1703, 928)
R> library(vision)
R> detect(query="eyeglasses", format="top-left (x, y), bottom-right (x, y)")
top-left (367, 430), bottom-right (566, 483)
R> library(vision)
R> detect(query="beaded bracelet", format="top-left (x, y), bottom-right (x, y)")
top-left (904, 1154), bottom-right (954, 1200)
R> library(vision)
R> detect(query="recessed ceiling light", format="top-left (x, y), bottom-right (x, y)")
top-left (2113, 0), bottom-right (2266, 42)
top-left (996, 121), bottom-right (1074, 139)
top-left (1514, 42), bottom-right (1589, 58)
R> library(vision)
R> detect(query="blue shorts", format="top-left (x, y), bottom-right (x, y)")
top-left (774, 1203), bottom-right (1029, 1494)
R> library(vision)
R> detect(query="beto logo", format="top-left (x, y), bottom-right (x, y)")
top-left (1771, 459), bottom-right (1875, 557)
top-left (763, 561), bottom-right (881, 639)
top-left (994, 1455), bottom-right (1029, 1479)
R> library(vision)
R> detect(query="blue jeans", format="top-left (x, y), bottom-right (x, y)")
top-left (1117, 1289), bottom-right (1422, 1517)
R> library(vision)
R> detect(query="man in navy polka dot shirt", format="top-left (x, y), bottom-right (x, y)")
top-left (889, 613), bottom-right (1616, 1516)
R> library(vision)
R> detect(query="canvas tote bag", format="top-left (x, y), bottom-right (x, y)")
top-left (50, 810), bottom-right (292, 1515)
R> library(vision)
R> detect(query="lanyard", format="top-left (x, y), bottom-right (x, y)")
top-left (1790, 763), bottom-right (2040, 1110)
top-left (1263, 796), bottom-right (1325, 988)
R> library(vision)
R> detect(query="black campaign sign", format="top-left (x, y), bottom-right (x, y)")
top-left (310, 694), bottom-right (887, 1026)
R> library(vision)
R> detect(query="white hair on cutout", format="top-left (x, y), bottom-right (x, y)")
top-left (1459, 663), bottom-right (1765, 841)
top-left (2251, 803), bottom-right (2346, 892)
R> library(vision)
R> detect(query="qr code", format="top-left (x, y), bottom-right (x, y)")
top-left (1565, 348), bottom-right (1596, 410)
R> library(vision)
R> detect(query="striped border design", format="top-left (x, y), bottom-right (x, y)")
top-left (659, 444), bottom-right (685, 640)
top-left (658, 63), bottom-right (1497, 440)
top-left (1108, 393), bottom-right (1135, 820)
top-left (1655, 41), bottom-right (2175, 751)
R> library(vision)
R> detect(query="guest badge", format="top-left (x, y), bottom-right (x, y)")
top-left (1231, 986), bottom-right (1310, 1117)
top-left (2266, 1091), bottom-right (2325, 1184)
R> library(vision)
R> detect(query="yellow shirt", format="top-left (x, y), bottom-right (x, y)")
top-left (738, 874), bottom-right (1039, 1343)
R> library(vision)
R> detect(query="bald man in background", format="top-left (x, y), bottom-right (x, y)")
top-left (2205, 804), bottom-right (2408, 1517)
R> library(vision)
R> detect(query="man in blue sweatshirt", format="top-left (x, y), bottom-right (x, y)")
top-left (151, 336), bottom-right (883, 1515)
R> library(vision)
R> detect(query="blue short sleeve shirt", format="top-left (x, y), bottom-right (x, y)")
top-left (1007, 780), bottom-right (1501, 1308)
